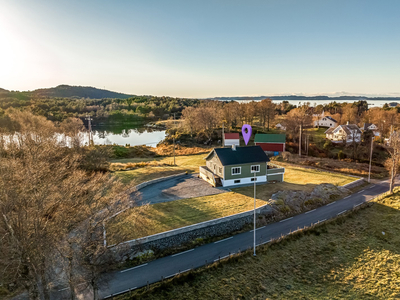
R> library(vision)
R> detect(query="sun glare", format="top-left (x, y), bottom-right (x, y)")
top-left (0, 15), bottom-right (27, 87)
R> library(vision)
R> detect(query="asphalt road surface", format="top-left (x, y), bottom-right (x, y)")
top-left (135, 173), bottom-right (227, 206)
top-left (98, 179), bottom-right (391, 299)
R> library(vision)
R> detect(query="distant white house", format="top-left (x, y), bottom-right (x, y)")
top-left (224, 133), bottom-right (240, 147)
top-left (361, 123), bottom-right (380, 138)
top-left (275, 123), bottom-right (286, 131)
top-left (325, 123), bottom-right (362, 143)
top-left (314, 115), bottom-right (338, 128)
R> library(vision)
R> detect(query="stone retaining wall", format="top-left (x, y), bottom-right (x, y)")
top-left (110, 204), bottom-right (272, 261)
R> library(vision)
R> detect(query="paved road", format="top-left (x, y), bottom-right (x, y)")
top-left (135, 174), bottom-right (227, 205)
top-left (98, 180), bottom-right (391, 299)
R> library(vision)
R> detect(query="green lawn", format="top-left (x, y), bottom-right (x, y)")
top-left (107, 164), bottom-right (356, 244)
top-left (120, 190), bottom-right (400, 300)
top-left (306, 127), bottom-right (328, 146)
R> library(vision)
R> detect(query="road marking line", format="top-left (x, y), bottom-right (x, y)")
top-left (320, 219), bottom-right (327, 222)
top-left (358, 189), bottom-right (365, 193)
top-left (171, 249), bottom-right (194, 257)
top-left (327, 201), bottom-right (336, 206)
top-left (256, 239), bottom-right (272, 246)
top-left (369, 185), bottom-right (375, 189)
top-left (58, 287), bottom-right (69, 292)
top-left (165, 273), bottom-right (177, 279)
top-left (305, 209), bottom-right (316, 214)
top-left (251, 226), bottom-right (266, 232)
top-left (337, 210), bottom-right (347, 215)
top-left (214, 237), bottom-right (233, 244)
top-left (280, 217), bottom-right (293, 222)
top-left (354, 203), bottom-right (363, 207)
top-left (344, 196), bottom-right (350, 199)
top-left (120, 263), bottom-right (148, 273)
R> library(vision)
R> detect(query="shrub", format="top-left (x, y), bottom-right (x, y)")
top-left (338, 150), bottom-right (345, 160)
top-left (323, 139), bottom-right (332, 150)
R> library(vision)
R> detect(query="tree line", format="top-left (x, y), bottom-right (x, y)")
top-left (180, 99), bottom-right (400, 142)
top-left (0, 95), bottom-right (201, 124)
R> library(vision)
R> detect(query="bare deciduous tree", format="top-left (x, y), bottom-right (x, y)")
top-left (0, 110), bottom-right (131, 300)
top-left (386, 131), bottom-right (400, 194)
top-left (257, 98), bottom-right (275, 131)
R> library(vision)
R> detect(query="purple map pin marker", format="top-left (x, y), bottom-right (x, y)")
top-left (242, 124), bottom-right (252, 145)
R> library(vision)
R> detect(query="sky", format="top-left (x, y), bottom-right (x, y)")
top-left (0, 0), bottom-right (399, 98)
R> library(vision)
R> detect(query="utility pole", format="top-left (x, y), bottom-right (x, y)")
top-left (173, 113), bottom-right (176, 166)
top-left (304, 134), bottom-right (307, 156)
top-left (222, 122), bottom-right (225, 147)
top-left (85, 115), bottom-right (93, 145)
top-left (253, 171), bottom-right (256, 256)
top-left (368, 136), bottom-right (373, 183)
top-left (299, 124), bottom-right (302, 157)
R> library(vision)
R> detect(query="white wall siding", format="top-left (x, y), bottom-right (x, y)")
top-left (224, 139), bottom-right (240, 146)
top-left (222, 175), bottom-right (267, 187)
top-left (314, 118), bottom-right (337, 128)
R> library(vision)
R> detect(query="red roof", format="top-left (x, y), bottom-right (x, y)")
top-left (224, 133), bottom-right (240, 139)
top-left (255, 142), bottom-right (285, 152)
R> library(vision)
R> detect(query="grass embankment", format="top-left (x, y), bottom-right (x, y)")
top-left (107, 164), bottom-right (356, 244)
top-left (120, 191), bottom-right (400, 300)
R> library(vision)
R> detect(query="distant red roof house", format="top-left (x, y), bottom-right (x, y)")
top-left (224, 133), bottom-right (240, 147)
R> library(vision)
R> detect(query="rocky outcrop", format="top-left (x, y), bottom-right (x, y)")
top-left (269, 183), bottom-right (350, 214)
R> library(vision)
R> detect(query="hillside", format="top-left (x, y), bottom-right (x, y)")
top-left (0, 85), bottom-right (133, 99)
top-left (32, 84), bottom-right (133, 99)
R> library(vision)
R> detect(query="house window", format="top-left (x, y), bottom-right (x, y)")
top-left (234, 180), bottom-right (241, 184)
top-left (251, 165), bottom-right (260, 173)
top-left (219, 167), bottom-right (222, 175)
top-left (231, 167), bottom-right (241, 175)
top-left (251, 178), bottom-right (257, 182)
top-left (213, 164), bottom-right (216, 172)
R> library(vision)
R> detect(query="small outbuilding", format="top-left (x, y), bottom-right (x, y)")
top-left (199, 145), bottom-right (285, 187)
top-left (361, 123), bottom-right (380, 138)
top-left (223, 132), bottom-right (240, 147)
top-left (254, 133), bottom-right (286, 154)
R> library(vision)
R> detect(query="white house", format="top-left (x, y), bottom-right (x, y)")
top-left (361, 123), bottom-right (380, 137)
top-left (275, 123), bottom-right (286, 131)
top-left (325, 124), bottom-right (362, 143)
top-left (223, 133), bottom-right (240, 147)
top-left (314, 115), bottom-right (338, 128)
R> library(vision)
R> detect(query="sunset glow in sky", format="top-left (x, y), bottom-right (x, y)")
top-left (1, 0), bottom-right (399, 98)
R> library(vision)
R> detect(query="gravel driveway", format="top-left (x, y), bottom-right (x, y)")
top-left (133, 174), bottom-right (227, 205)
